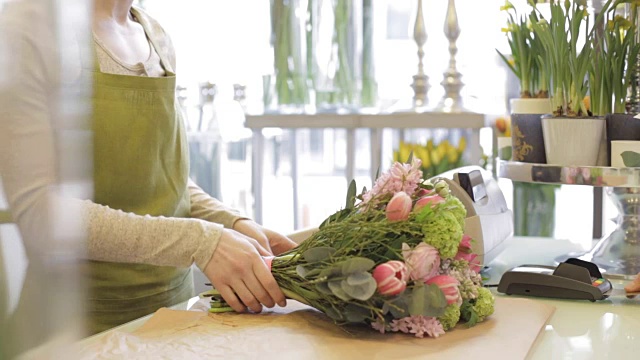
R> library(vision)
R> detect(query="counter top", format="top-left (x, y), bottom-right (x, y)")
top-left (80, 237), bottom-right (640, 359)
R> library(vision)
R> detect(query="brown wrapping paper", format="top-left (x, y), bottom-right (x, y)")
top-left (78, 297), bottom-right (555, 360)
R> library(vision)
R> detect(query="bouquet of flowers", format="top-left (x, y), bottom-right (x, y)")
top-left (210, 157), bottom-right (494, 338)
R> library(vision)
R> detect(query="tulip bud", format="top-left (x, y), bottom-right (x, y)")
top-left (372, 261), bottom-right (409, 296)
top-left (434, 181), bottom-right (449, 198)
top-left (413, 194), bottom-right (445, 213)
top-left (386, 192), bottom-right (412, 222)
top-left (426, 275), bottom-right (461, 305)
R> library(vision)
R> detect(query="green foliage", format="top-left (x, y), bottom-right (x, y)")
top-left (590, 4), bottom-right (640, 116)
top-left (621, 151), bottom-right (640, 167)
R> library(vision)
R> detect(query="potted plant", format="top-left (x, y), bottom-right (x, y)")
top-left (530, 0), bottom-right (613, 166)
top-left (589, 4), bottom-right (640, 166)
top-left (497, 1), bottom-right (551, 163)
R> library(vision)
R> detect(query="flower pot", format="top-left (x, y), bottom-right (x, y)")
top-left (605, 113), bottom-right (640, 166)
top-left (541, 115), bottom-right (605, 166)
top-left (509, 98), bottom-right (552, 164)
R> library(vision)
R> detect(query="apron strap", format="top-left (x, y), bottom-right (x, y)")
top-left (130, 7), bottom-right (176, 76)
top-left (0, 210), bottom-right (12, 225)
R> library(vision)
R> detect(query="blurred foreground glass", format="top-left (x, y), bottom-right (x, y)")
top-left (0, 0), bottom-right (91, 358)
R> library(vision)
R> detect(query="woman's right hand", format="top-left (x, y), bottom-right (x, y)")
top-left (203, 228), bottom-right (286, 313)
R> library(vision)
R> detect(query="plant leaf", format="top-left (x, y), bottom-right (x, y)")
top-left (340, 257), bottom-right (375, 275)
top-left (318, 264), bottom-right (343, 279)
top-left (388, 295), bottom-right (410, 318)
top-left (346, 272), bottom-right (372, 286)
top-left (344, 304), bottom-right (371, 323)
top-left (296, 265), bottom-right (308, 279)
top-left (346, 179), bottom-right (357, 209)
top-left (423, 284), bottom-right (448, 317)
top-left (315, 282), bottom-right (333, 295)
top-left (328, 280), bottom-right (352, 301)
top-left (324, 307), bottom-right (344, 321)
top-left (499, 146), bottom-right (512, 161)
top-left (340, 277), bottom-right (377, 301)
top-left (318, 208), bottom-right (353, 228)
top-left (621, 151), bottom-right (640, 167)
top-left (302, 247), bottom-right (336, 263)
top-left (407, 150), bottom-right (414, 163)
top-left (409, 284), bottom-right (428, 316)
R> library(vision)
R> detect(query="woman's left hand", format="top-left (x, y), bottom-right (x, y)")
top-left (233, 219), bottom-right (298, 256)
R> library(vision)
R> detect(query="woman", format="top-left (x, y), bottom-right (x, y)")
top-left (0, 0), bottom-right (296, 343)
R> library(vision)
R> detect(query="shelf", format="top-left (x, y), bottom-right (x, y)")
top-left (497, 160), bottom-right (640, 188)
top-left (245, 111), bottom-right (486, 130)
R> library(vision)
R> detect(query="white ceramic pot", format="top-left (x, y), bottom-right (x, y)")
top-left (510, 98), bottom-right (553, 115)
top-left (541, 116), bottom-right (605, 166)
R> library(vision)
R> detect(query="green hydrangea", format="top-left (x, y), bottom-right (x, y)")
top-left (422, 210), bottom-right (463, 258)
top-left (473, 287), bottom-right (495, 322)
top-left (438, 304), bottom-right (461, 331)
top-left (460, 287), bottom-right (495, 327)
top-left (444, 195), bottom-right (466, 229)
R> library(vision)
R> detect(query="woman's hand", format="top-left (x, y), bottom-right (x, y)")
top-left (233, 219), bottom-right (298, 255)
top-left (203, 228), bottom-right (286, 313)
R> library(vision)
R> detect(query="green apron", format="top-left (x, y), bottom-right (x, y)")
top-left (86, 9), bottom-right (193, 334)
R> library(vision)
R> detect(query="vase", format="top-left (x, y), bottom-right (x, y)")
top-left (509, 98), bottom-right (552, 164)
top-left (312, 0), bottom-right (363, 112)
top-left (541, 115), bottom-right (605, 166)
top-left (605, 113), bottom-right (640, 166)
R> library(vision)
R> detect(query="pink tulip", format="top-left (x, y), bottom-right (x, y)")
top-left (373, 261), bottom-right (409, 296)
top-left (413, 194), bottom-right (445, 213)
top-left (455, 235), bottom-right (481, 273)
top-left (386, 192), bottom-right (412, 221)
top-left (402, 243), bottom-right (440, 282)
top-left (426, 275), bottom-right (461, 305)
top-left (458, 234), bottom-right (472, 251)
top-left (455, 252), bottom-right (482, 273)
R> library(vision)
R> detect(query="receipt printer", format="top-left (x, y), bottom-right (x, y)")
top-left (432, 166), bottom-right (514, 267)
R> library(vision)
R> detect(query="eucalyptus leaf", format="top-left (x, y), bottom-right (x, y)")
top-left (424, 283), bottom-right (448, 315)
top-left (315, 282), bottom-right (333, 295)
top-left (382, 301), bottom-right (390, 315)
top-left (340, 277), bottom-right (376, 301)
top-left (621, 151), bottom-right (640, 167)
top-left (302, 247), bottom-right (336, 263)
top-left (340, 257), bottom-right (375, 275)
top-left (328, 280), bottom-right (352, 301)
top-left (318, 264), bottom-right (343, 279)
top-left (344, 304), bottom-right (371, 323)
top-left (296, 265), bottom-right (308, 279)
top-left (409, 284), bottom-right (428, 316)
top-left (324, 307), bottom-right (344, 321)
top-left (318, 208), bottom-right (353, 228)
top-left (346, 179), bottom-right (357, 209)
top-left (388, 296), bottom-right (409, 318)
top-left (346, 272), bottom-right (373, 286)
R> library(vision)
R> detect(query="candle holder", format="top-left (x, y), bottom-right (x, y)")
top-left (411, 0), bottom-right (429, 108)
top-left (437, 0), bottom-right (466, 113)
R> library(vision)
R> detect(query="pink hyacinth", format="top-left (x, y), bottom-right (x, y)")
top-left (372, 261), bottom-right (409, 296)
top-left (389, 316), bottom-right (445, 338)
top-left (402, 243), bottom-right (440, 282)
top-left (361, 158), bottom-right (423, 208)
top-left (413, 194), bottom-right (445, 213)
top-left (386, 192), bottom-right (412, 221)
top-left (426, 275), bottom-right (461, 305)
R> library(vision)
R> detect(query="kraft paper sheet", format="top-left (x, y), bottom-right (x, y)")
top-left (78, 297), bottom-right (555, 360)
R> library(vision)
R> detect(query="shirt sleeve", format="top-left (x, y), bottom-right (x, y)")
top-left (188, 178), bottom-right (248, 229)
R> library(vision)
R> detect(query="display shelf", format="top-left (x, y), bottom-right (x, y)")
top-left (498, 160), bottom-right (640, 277)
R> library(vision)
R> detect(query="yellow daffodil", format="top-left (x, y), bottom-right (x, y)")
top-left (458, 137), bottom-right (467, 153)
top-left (446, 146), bottom-right (459, 164)
top-left (500, 0), bottom-right (514, 11)
top-left (426, 139), bottom-right (434, 153)
top-left (430, 150), bottom-right (442, 167)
